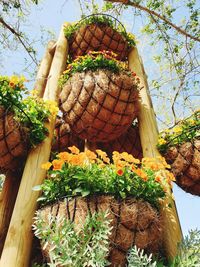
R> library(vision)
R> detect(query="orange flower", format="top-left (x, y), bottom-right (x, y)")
top-left (68, 146), bottom-right (80, 154)
top-left (85, 150), bottom-right (97, 161)
top-left (96, 149), bottom-right (108, 159)
top-left (134, 169), bottom-right (148, 181)
top-left (41, 162), bottom-right (52, 170)
top-left (52, 159), bottom-right (64, 170)
top-left (155, 175), bottom-right (162, 183)
top-left (117, 169), bottom-right (124, 176)
top-left (58, 152), bottom-right (70, 161)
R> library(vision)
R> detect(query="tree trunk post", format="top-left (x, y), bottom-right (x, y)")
top-left (128, 46), bottom-right (183, 260)
top-left (0, 24), bottom-right (68, 267)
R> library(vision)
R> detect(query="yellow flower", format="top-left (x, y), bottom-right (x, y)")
top-left (58, 152), bottom-right (71, 162)
top-left (45, 100), bottom-right (59, 116)
top-left (41, 162), bottom-right (52, 170)
top-left (173, 126), bottom-right (182, 133)
top-left (85, 150), bottom-right (97, 161)
top-left (158, 138), bottom-right (167, 145)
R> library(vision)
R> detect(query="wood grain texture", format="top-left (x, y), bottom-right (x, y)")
top-left (0, 25), bottom-right (68, 267)
top-left (128, 47), bottom-right (182, 260)
top-left (34, 40), bottom-right (56, 97)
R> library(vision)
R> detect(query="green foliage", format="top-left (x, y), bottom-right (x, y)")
top-left (33, 211), bottom-right (111, 267)
top-left (36, 149), bottom-right (170, 208)
top-left (157, 110), bottom-right (200, 153)
top-left (64, 14), bottom-right (136, 47)
top-left (0, 75), bottom-right (51, 147)
top-left (127, 246), bottom-right (158, 267)
top-left (59, 51), bottom-right (140, 86)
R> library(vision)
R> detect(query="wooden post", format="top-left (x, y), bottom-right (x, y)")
top-left (0, 171), bottom-right (21, 255)
top-left (34, 40), bottom-right (56, 97)
top-left (0, 40), bottom-right (56, 258)
top-left (128, 47), bottom-right (182, 259)
top-left (0, 25), bottom-right (68, 267)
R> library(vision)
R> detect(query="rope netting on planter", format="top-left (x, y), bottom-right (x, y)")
top-left (33, 147), bottom-right (176, 266)
top-left (59, 51), bottom-right (140, 142)
top-left (0, 75), bottom-right (58, 172)
top-left (157, 110), bottom-right (200, 196)
top-left (99, 122), bottom-right (143, 160)
top-left (64, 14), bottom-right (136, 61)
top-left (52, 116), bottom-right (84, 152)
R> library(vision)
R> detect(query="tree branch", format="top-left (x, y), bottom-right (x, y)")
top-left (0, 16), bottom-right (38, 65)
top-left (105, 0), bottom-right (200, 42)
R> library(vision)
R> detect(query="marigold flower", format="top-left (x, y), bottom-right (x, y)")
top-left (58, 152), bottom-right (70, 161)
top-left (85, 150), bottom-right (97, 161)
top-left (52, 159), bottom-right (64, 170)
top-left (41, 162), bottom-right (52, 170)
top-left (68, 146), bottom-right (80, 154)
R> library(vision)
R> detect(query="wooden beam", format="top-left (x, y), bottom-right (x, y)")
top-left (128, 47), bottom-right (182, 260)
top-left (0, 171), bottom-right (21, 255)
top-left (0, 25), bottom-right (68, 267)
top-left (34, 40), bottom-right (56, 97)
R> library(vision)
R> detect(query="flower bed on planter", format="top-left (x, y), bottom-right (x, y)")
top-left (0, 75), bottom-right (58, 171)
top-left (64, 14), bottom-right (136, 60)
top-left (59, 51), bottom-right (140, 142)
top-left (157, 110), bottom-right (200, 196)
top-left (34, 147), bottom-right (175, 266)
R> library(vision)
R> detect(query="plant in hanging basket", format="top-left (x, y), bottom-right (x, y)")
top-left (34, 147), bottom-right (175, 266)
top-left (52, 116), bottom-right (84, 153)
top-left (99, 122), bottom-right (143, 159)
top-left (59, 51), bottom-right (140, 142)
top-left (157, 110), bottom-right (200, 196)
top-left (64, 14), bottom-right (136, 61)
top-left (0, 76), bottom-right (59, 171)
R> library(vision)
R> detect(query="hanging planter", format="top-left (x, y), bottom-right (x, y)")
top-left (52, 117), bottom-right (84, 152)
top-left (59, 51), bottom-right (140, 142)
top-left (64, 14), bottom-right (136, 61)
top-left (34, 147), bottom-right (175, 266)
top-left (157, 111), bottom-right (200, 196)
top-left (0, 76), bottom-right (58, 171)
top-left (99, 122), bottom-right (143, 159)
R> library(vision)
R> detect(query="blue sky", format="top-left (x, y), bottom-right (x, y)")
top-left (1, 0), bottom-right (199, 236)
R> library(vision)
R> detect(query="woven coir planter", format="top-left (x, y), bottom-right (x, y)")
top-left (65, 14), bottom-right (134, 61)
top-left (0, 107), bottom-right (28, 170)
top-left (38, 196), bottom-right (162, 267)
top-left (52, 117), bottom-right (84, 152)
top-left (60, 69), bottom-right (140, 142)
top-left (99, 123), bottom-right (143, 159)
top-left (164, 139), bottom-right (200, 196)
top-left (157, 111), bottom-right (200, 196)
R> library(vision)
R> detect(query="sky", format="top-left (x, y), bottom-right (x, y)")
top-left (1, 0), bottom-right (200, 237)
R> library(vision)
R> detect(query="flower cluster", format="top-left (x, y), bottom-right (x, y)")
top-left (64, 14), bottom-right (136, 48)
top-left (0, 75), bottom-right (59, 147)
top-left (39, 147), bottom-right (175, 208)
top-left (59, 51), bottom-right (140, 86)
top-left (157, 110), bottom-right (200, 153)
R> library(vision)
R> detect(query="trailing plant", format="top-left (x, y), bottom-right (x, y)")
top-left (33, 210), bottom-right (111, 267)
top-left (0, 75), bottom-right (59, 146)
top-left (127, 229), bottom-right (200, 267)
top-left (157, 110), bottom-right (200, 153)
top-left (59, 50), bottom-right (140, 86)
top-left (64, 14), bottom-right (136, 47)
top-left (37, 146), bottom-right (175, 208)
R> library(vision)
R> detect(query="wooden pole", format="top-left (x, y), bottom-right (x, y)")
top-left (128, 47), bottom-right (182, 260)
top-left (34, 40), bottom-right (56, 97)
top-left (0, 170), bottom-right (21, 255)
top-left (0, 25), bottom-right (68, 267)
top-left (0, 40), bottom-right (56, 258)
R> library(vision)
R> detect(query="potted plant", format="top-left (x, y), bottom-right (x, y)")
top-left (64, 14), bottom-right (136, 61)
top-left (0, 75), bottom-right (58, 171)
top-left (34, 146), bottom-right (175, 266)
top-left (157, 110), bottom-right (200, 196)
top-left (59, 51), bottom-right (140, 143)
